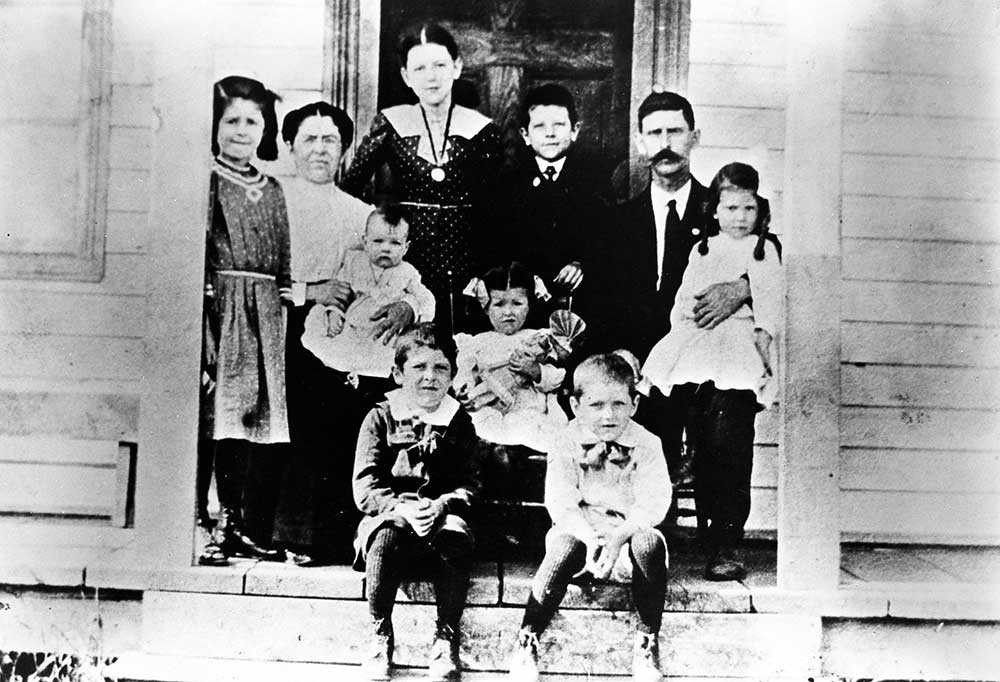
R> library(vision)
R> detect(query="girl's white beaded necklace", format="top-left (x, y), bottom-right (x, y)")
top-left (213, 156), bottom-right (267, 202)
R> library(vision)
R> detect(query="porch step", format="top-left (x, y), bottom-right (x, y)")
top-left (139, 591), bottom-right (821, 678)
top-left (107, 652), bottom-right (797, 682)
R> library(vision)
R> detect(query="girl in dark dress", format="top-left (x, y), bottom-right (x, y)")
top-left (198, 75), bottom-right (291, 565)
top-left (342, 23), bottom-right (503, 334)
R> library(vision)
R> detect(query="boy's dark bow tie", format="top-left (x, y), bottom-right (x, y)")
top-left (543, 165), bottom-right (558, 182)
top-left (579, 440), bottom-right (632, 469)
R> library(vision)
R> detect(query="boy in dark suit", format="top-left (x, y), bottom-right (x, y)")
top-left (494, 84), bottom-right (615, 312)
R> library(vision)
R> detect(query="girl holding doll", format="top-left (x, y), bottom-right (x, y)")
top-left (453, 262), bottom-right (576, 456)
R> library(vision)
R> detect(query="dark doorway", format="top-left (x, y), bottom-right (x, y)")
top-left (378, 0), bottom-right (634, 172)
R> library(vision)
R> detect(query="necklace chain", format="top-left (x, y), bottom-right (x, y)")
top-left (419, 103), bottom-right (454, 167)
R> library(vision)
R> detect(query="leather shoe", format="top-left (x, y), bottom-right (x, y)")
top-left (704, 548), bottom-right (747, 581)
top-left (223, 530), bottom-right (285, 561)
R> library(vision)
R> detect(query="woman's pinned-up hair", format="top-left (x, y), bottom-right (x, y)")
top-left (396, 22), bottom-right (460, 66)
top-left (280, 101), bottom-right (354, 151)
top-left (212, 75), bottom-right (282, 161)
top-left (699, 162), bottom-right (776, 262)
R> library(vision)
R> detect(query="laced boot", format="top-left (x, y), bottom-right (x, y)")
top-left (220, 508), bottom-right (283, 561)
top-left (632, 631), bottom-right (663, 682)
top-left (506, 626), bottom-right (540, 682)
top-left (361, 617), bottom-right (393, 681)
top-left (704, 545), bottom-right (747, 582)
top-left (427, 622), bottom-right (461, 680)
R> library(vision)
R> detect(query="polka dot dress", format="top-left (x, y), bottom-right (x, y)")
top-left (342, 106), bottom-right (503, 324)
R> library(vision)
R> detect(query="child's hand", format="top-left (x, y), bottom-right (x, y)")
top-left (324, 307), bottom-right (345, 336)
top-left (508, 348), bottom-right (542, 382)
top-left (579, 539), bottom-right (603, 578)
top-left (592, 533), bottom-right (627, 581)
top-left (309, 279), bottom-right (352, 307)
top-left (397, 496), bottom-right (443, 537)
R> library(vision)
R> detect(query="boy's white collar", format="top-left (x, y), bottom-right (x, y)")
top-left (385, 389), bottom-right (460, 426)
top-left (534, 155), bottom-right (567, 177)
top-left (570, 417), bottom-right (640, 448)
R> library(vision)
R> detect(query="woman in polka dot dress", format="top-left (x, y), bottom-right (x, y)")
top-left (342, 22), bottom-right (503, 333)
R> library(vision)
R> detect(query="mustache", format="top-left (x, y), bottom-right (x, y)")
top-left (650, 148), bottom-right (684, 164)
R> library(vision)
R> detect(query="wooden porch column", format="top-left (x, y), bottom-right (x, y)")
top-left (133, 0), bottom-right (213, 566)
top-left (324, 0), bottom-right (381, 164)
top-left (777, 0), bottom-right (844, 590)
top-left (628, 0), bottom-right (690, 192)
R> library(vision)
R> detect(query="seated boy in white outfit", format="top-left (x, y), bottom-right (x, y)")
top-left (507, 353), bottom-right (671, 682)
top-left (302, 203), bottom-right (435, 378)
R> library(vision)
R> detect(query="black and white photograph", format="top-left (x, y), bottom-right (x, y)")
top-left (1, 1), bottom-right (999, 680)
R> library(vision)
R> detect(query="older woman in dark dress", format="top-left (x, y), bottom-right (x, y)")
top-left (342, 23), bottom-right (503, 334)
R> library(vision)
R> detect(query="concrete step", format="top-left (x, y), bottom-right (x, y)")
top-left (107, 652), bottom-right (802, 681)
top-left (139, 591), bottom-right (821, 678)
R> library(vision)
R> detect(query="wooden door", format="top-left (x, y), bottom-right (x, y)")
top-left (377, 0), bottom-right (634, 173)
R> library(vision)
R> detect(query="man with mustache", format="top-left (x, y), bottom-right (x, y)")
top-left (595, 92), bottom-right (765, 554)
top-left (609, 91), bottom-right (752, 359)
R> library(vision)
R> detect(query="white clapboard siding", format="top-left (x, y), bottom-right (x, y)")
top-left (1, 292), bottom-right (147, 337)
top-left (842, 365), bottom-right (1000, 410)
top-left (751, 445), bottom-right (778, 488)
top-left (691, 0), bottom-right (786, 25)
top-left (844, 114), bottom-right (1000, 160)
top-left (842, 407), bottom-right (1000, 452)
top-left (842, 280), bottom-right (1000, 327)
top-left (0, 335), bottom-right (144, 382)
top-left (105, 210), bottom-right (149, 254)
top-left (697, 106), bottom-right (785, 150)
top-left (0, 390), bottom-right (140, 441)
top-left (0, 462), bottom-right (117, 516)
top-left (843, 0), bottom-right (997, 545)
top-left (844, 154), bottom-right (999, 201)
top-left (110, 126), bottom-right (154, 171)
top-left (0, 437), bottom-right (131, 520)
top-left (842, 322), bottom-right (1000, 368)
top-left (214, 46), bottom-right (324, 92)
top-left (845, 0), bottom-right (996, 35)
top-left (0, 3), bottom-right (83, 120)
top-left (745, 488), bottom-right (777, 533)
top-left (110, 84), bottom-right (154, 128)
top-left (111, 45), bottom-right (153, 86)
top-left (208, 3), bottom-right (324, 49)
top-left (846, 28), bottom-right (1000, 81)
top-left (688, 64), bottom-right (786, 110)
top-left (843, 239), bottom-right (1000, 286)
top-left (841, 448), bottom-right (1000, 494)
top-left (689, 21), bottom-right (785, 67)
top-left (0, 254), bottom-right (150, 295)
top-left (842, 195), bottom-right (1000, 244)
top-left (841, 490), bottom-right (1000, 541)
top-left (844, 72), bottom-right (997, 120)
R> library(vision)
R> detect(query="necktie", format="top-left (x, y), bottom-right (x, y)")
top-left (660, 199), bottom-right (680, 292)
top-left (543, 165), bottom-right (557, 182)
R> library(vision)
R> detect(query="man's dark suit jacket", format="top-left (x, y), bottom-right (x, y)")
top-left (491, 146), bottom-right (615, 291)
top-left (593, 177), bottom-right (709, 359)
